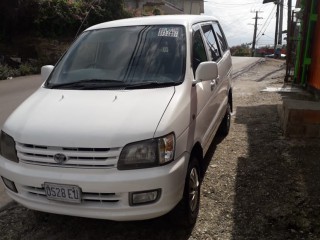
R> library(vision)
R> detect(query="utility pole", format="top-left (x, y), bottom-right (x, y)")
top-left (251, 11), bottom-right (262, 57)
top-left (285, 0), bottom-right (292, 82)
top-left (274, 1), bottom-right (280, 53)
top-left (278, 0), bottom-right (284, 45)
top-left (263, 0), bottom-right (282, 55)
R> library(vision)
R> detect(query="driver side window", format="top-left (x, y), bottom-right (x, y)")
top-left (201, 24), bottom-right (221, 61)
top-left (192, 30), bottom-right (207, 75)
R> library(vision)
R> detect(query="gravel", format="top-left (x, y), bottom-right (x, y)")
top-left (1, 59), bottom-right (320, 240)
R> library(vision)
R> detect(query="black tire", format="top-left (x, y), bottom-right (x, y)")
top-left (219, 102), bottom-right (231, 136)
top-left (170, 156), bottom-right (201, 227)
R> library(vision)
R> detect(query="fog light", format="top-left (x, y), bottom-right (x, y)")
top-left (130, 189), bottom-right (161, 206)
top-left (1, 176), bottom-right (17, 193)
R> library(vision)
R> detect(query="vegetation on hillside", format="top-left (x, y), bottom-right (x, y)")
top-left (0, 0), bottom-right (131, 80)
top-left (0, 0), bottom-right (131, 40)
top-left (230, 44), bottom-right (251, 57)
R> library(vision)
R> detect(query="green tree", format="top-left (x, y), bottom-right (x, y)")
top-left (35, 0), bottom-right (132, 37)
top-left (230, 44), bottom-right (251, 56)
top-left (0, 0), bottom-right (39, 41)
top-left (0, 0), bottom-right (132, 40)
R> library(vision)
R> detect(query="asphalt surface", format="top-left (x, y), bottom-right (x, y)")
top-left (0, 57), bottom-right (262, 210)
top-left (231, 56), bottom-right (264, 78)
top-left (0, 75), bottom-right (43, 210)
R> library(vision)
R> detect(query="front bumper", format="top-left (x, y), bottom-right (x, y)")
top-left (0, 153), bottom-right (188, 221)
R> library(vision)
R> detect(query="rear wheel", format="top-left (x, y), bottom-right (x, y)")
top-left (171, 156), bottom-right (200, 227)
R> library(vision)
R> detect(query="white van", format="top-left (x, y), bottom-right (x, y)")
top-left (0, 15), bottom-right (232, 226)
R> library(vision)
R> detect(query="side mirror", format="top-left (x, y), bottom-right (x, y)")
top-left (193, 62), bottom-right (218, 85)
top-left (41, 65), bottom-right (54, 82)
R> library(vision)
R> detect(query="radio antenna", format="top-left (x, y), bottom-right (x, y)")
top-left (74, 0), bottom-right (98, 39)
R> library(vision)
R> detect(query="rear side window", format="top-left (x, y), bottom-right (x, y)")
top-left (212, 22), bottom-right (228, 53)
top-left (192, 30), bottom-right (207, 73)
top-left (201, 24), bottom-right (220, 61)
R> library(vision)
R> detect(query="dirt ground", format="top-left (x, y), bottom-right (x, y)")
top-left (1, 59), bottom-right (320, 240)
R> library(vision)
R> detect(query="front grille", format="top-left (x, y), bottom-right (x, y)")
top-left (23, 185), bottom-right (121, 204)
top-left (16, 143), bottom-right (121, 168)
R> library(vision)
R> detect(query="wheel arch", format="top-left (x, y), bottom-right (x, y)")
top-left (228, 88), bottom-right (233, 113)
top-left (190, 142), bottom-right (204, 178)
top-left (190, 142), bottom-right (203, 160)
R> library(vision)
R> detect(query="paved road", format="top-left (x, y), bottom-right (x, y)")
top-left (0, 57), bottom-right (262, 209)
top-left (0, 75), bottom-right (43, 125)
top-left (0, 75), bottom-right (42, 209)
top-left (232, 56), bottom-right (262, 78)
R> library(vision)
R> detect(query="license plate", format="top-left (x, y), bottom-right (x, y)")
top-left (44, 183), bottom-right (82, 203)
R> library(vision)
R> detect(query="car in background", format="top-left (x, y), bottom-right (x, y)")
top-left (265, 53), bottom-right (286, 59)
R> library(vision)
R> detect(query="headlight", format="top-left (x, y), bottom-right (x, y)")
top-left (118, 133), bottom-right (175, 170)
top-left (0, 131), bottom-right (19, 163)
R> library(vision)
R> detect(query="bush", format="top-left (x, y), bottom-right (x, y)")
top-left (0, 64), bottom-right (19, 80)
top-left (0, 62), bottom-right (40, 80)
top-left (34, 0), bottom-right (132, 38)
top-left (230, 44), bottom-right (251, 56)
top-left (19, 62), bottom-right (39, 76)
top-left (152, 8), bottom-right (162, 15)
top-left (0, 0), bottom-right (132, 39)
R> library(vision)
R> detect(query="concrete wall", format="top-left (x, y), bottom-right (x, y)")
top-left (279, 99), bottom-right (320, 138)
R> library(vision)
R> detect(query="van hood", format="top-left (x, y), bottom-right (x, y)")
top-left (4, 87), bottom-right (175, 148)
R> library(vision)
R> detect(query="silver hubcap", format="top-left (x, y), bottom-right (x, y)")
top-left (189, 167), bottom-right (199, 212)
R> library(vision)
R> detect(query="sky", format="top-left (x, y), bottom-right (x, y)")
top-left (204, 0), bottom-right (297, 47)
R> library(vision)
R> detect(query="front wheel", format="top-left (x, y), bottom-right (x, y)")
top-left (170, 156), bottom-right (201, 227)
top-left (219, 102), bottom-right (231, 136)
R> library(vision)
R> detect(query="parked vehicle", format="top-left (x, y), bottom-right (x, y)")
top-left (0, 15), bottom-right (232, 226)
top-left (265, 53), bottom-right (286, 59)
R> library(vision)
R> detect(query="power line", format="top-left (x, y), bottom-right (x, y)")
top-left (262, 33), bottom-right (274, 39)
top-left (223, 15), bottom-right (254, 28)
top-left (205, 1), bottom-right (257, 6)
top-left (256, 4), bottom-right (276, 40)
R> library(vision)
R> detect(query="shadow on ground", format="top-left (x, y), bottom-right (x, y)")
top-left (0, 131), bottom-right (226, 240)
top-left (232, 104), bottom-right (320, 239)
top-left (0, 204), bottom-right (194, 240)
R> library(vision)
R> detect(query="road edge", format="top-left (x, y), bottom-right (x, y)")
top-left (0, 200), bottom-right (15, 212)
top-left (232, 58), bottom-right (265, 79)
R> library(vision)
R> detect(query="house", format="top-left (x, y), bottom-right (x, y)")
top-left (124, 0), bottom-right (204, 15)
top-left (291, 0), bottom-right (320, 95)
top-left (279, 0), bottom-right (320, 138)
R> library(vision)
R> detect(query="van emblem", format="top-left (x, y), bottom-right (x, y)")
top-left (53, 153), bottom-right (68, 164)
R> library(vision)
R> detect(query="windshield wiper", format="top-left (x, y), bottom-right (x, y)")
top-left (47, 80), bottom-right (181, 90)
top-left (47, 79), bottom-right (125, 89)
top-left (124, 81), bottom-right (180, 89)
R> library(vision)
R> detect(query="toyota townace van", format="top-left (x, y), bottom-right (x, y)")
top-left (0, 15), bottom-right (232, 226)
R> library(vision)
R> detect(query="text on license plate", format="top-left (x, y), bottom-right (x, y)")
top-left (44, 183), bottom-right (81, 203)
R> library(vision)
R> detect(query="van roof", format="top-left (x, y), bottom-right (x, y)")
top-left (85, 15), bottom-right (218, 31)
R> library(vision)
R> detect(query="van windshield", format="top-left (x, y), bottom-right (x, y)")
top-left (45, 25), bottom-right (186, 89)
